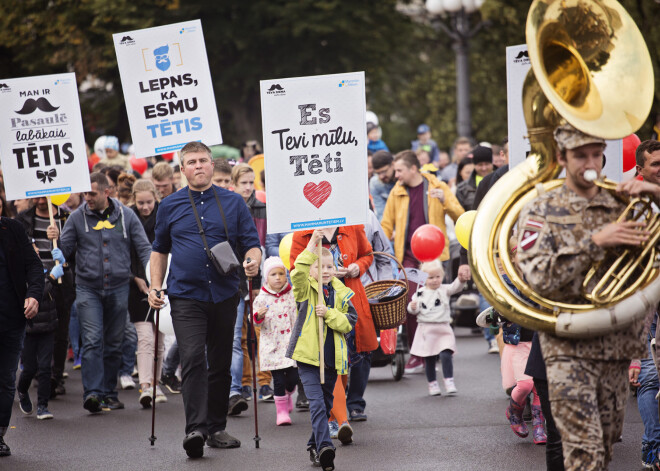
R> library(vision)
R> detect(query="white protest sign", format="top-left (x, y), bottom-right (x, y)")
top-left (0, 73), bottom-right (90, 200)
top-left (506, 44), bottom-right (622, 181)
top-left (113, 20), bottom-right (222, 158)
top-left (261, 72), bottom-right (368, 234)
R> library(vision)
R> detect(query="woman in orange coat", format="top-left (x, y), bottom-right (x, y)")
top-left (290, 226), bottom-right (375, 444)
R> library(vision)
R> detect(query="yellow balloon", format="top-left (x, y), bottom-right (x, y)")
top-left (279, 233), bottom-right (294, 270)
top-left (455, 210), bottom-right (477, 250)
top-left (49, 194), bottom-right (71, 206)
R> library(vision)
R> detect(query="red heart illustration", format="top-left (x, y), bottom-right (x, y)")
top-left (303, 181), bottom-right (332, 208)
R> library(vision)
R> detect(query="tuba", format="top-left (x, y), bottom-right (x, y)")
top-left (469, 0), bottom-right (656, 338)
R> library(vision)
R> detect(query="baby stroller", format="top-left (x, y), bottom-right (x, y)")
top-left (370, 324), bottom-right (408, 381)
top-left (364, 252), bottom-right (410, 381)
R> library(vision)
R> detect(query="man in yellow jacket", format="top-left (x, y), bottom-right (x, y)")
top-left (380, 150), bottom-right (467, 373)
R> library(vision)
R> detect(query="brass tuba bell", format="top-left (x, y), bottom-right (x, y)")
top-left (469, 0), bottom-right (656, 338)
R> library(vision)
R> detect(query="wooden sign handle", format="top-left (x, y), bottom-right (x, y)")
top-left (47, 196), bottom-right (62, 285)
top-left (317, 238), bottom-right (324, 384)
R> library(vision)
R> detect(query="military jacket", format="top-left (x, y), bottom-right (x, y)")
top-left (517, 184), bottom-right (646, 360)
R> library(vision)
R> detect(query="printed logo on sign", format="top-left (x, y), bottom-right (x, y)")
top-left (266, 84), bottom-right (285, 96)
top-left (513, 50), bottom-right (530, 65)
top-left (179, 26), bottom-right (197, 34)
top-left (120, 35), bottom-right (136, 46)
top-left (53, 78), bottom-right (73, 86)
top-left (338, 79), bottom-right (360, 88)
top-left (0, 83), bottom-right (11, 93)
top-left (142, 43), bottom-right (183, 72)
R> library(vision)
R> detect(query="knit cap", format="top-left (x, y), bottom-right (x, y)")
top-left (263, 256), bottom-right (286, 280)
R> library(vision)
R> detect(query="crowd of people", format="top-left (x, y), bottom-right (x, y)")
top-left (2, 118), bottom-right (660, 471)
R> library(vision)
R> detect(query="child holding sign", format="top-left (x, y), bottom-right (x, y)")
top-left (287, 230), bottom-right (355, 471)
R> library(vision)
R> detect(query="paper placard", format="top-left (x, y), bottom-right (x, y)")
top-left (113, 20), bottom-right (222, 158)
top-left (0, 72), bottom-right (90, 200)
top-left (260, 72), bottom-right (368, 234)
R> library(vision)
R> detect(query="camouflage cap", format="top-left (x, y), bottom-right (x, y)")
top-left (553, 123), bottom-right (606, 151)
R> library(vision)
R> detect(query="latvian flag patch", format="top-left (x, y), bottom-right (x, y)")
top-left (520, 219), bottom-right (543, 251)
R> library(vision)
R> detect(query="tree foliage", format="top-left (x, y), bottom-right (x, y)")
top-left (0, 0), bottom-right (657, 152)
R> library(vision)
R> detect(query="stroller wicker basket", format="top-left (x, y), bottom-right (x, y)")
top-left (364, 252), bottom-right (409, 330)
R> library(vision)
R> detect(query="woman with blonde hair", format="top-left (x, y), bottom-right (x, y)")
top-left (127, 179), bottom-right (165, 407)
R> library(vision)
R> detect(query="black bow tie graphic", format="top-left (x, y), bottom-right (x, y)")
top-left (37, 169), bottom-right (57, 183)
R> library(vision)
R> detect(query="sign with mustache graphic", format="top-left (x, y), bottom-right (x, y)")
top-left (0, 72), bottom-right (90, 200)
top-left (113, 20), bottom-right (222, 158)
top-left (260, 72), bottom-right (368, 233)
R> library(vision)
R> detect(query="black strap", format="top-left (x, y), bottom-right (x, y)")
top-left (187, 187), bottom-right (231, 262)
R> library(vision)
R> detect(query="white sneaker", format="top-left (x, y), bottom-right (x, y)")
top-left (487, 339), bottom-right (499, 354)
top-left (120, 374), bottom-right (136, 390)
top-left (428, 381), bottom-right (442, 396)
top-left (444, 377), bottom-right (457, 396)
top-left (139, 387), bottom-right (153, 408)
top-left (155, 385), bottom-right (167, 403)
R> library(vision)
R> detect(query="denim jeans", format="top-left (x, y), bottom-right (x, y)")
top-left (0, 326), bottom-right (25, 428)
top-left (68, 302), bottom-right (80, 358)
top-left (119, 311), bottom-right (138, 376)
top-left (76, 283), bottom-right (129, 401)
top-left (638, 358), bottom-right (660, 451)
top-left (162, 339), bottom-right (179, 376)
top-left (229, 296), bottom-right (246, 396)
top-left (479, 293), bottom-right (494, 342)
top-left (346, 353), bottom-right (371, 413)
top-left (298, 362), bottom-right (338, 453)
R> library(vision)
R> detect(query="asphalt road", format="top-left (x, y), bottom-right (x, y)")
top-left (3, 328), bottom-right (647, 470)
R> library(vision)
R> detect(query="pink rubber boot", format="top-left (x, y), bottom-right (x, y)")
top-left (285, 387), bottom-right (296, 413)
top-left (505, 398), bottom-right (529, 438)
top-left (274, 396), bottom-right (292, 426)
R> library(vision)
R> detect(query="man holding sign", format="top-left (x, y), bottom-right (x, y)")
top-left (148, 142), bottom-right (261, 459)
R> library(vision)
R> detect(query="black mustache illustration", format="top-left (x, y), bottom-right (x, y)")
top-left (121, 36), bottom-right (134, 42)
top-left (515, 51), bottom-right (529, 59)
top-left (268, 84), bottom-right (284, 91)
top-left (15, 97), bottom-right (60, 115)
top-left (0, 83), bottom-right (8, 89)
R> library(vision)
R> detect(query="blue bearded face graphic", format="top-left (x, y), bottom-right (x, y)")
top-left (154, 45), bottom-right (171, 72)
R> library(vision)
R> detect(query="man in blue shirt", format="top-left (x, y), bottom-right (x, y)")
top-left (148, 141), bottom-right (261, 459)
top-left (369, 150), bottom-right (396, 221)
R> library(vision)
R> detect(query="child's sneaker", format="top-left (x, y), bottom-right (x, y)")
top-left (18, 391), bottom-right (33, 415)
top-left (36, 406), bottom-right (53, 420)
top-left (443, 377), bottom-right (457, 396)
top-left (428, 381), bottom-right (442, 396)
top-left (328, 420), bottom-right (339, 439)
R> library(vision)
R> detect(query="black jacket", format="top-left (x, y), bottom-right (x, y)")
top-left (26, 278), bottom-right (58, 334)
top-left (0, 217), bottom-right (45, 331)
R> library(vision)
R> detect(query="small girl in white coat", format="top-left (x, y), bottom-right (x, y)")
top-left (407, 260), bottom-right (469, 396)
top-left (253, 256), bottom-right (298, 425)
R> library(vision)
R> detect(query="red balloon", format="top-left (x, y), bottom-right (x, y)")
top-left (161, 152), bottom-right (175, 161)
top-left (130, 156), bottom-right (148, 175)
top-left (255, 190), bottom-right (266, 203)
top-left (411, 224), bottom-right (446, 262)
top-left (622, 133), bottom-right (641, 173)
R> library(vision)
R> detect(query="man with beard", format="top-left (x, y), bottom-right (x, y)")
top-left (369, 150), bottom-right (396, 221)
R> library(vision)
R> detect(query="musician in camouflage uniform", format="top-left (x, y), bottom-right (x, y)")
top-left (516, 124), bottom-right (660, 470)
